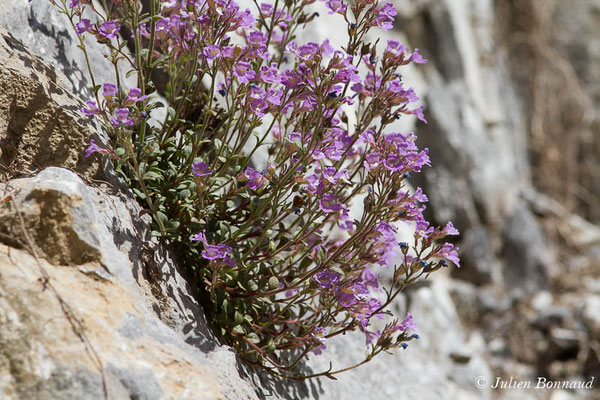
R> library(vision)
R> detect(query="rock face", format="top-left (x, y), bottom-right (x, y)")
top-left (0, 0), bottom-right (127, 95)
top-left (0, 29), bottom-right (103, 180)
top-left (0, 166), bottom-right (266, 399)
top-left (1, 1), bottom-right (599, 400)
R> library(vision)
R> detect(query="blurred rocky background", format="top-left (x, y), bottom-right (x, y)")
top-left (0, 0), bottom-right (598, 399)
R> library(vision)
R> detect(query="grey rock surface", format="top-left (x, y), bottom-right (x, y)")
top-left (0, 0), bottom-right (133, 95)
top-left (0, 166), bottom-right (263, 399)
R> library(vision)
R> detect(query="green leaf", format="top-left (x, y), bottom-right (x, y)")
top-left (246, 333), bottom-right (260, 344)
top-left (299, 257), bottom-right (312, 271)
top-left (144, 171), bottom-right (161, 180)
top-left (234, 311), bottom-right (244, 325)
top-left (151, 54), bottom-right (170, 68)
top-left (330, 265), bottom-right (345, 275)
top-left (167, 107), bottom-right (176, 119)
top-left (132, 188), bottom-right (146, 200)
top-left (156, 211), bottom-right (169, 226)
top-left (232, 325), bottom-right (245, 335)
top-left (222, 299), bottom-right (229, 314)
top-left (150, 230), bottom-right (161, 237)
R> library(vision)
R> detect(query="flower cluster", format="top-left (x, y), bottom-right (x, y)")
top-left (52, 0), bottom-right (460, 380)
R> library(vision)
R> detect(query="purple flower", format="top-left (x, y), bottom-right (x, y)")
top-left (233, 61), bottom-right (255, 84)
top-left (436, 242), bottom-right (460, 268)
top-left (98, 21), bottom-right (120, 40)
top-left (318, 193), bottom-right (342, 213)
top-left (202, 243), bottom-right (233, 261)
top-left (244, 167), bottom-right (267, 190)
top-left (314, 269), bottom-right (341, 289)
top-left (322, 167), bottom-right (337, 184)
top-left (311, 327), bottom-right (327, 355)
top-left (364, 297), bottom-right (384, 317)
top-left (81, 100), bottom-right (99, 116)
top-left (377, 221), bottom-right (397, 238)
top-left (286, 42), bottom-right (320, 62)
top-left (192, 161), bottom-right (212, 177)
top-left (125, 88), bottom-right (148, 104)
top-left (387, 82), bottom-right (420, 107)
top-left (375, 2), bottom-right (396, 31)
top-left (383, 154), bottom-right (404, 171)
top-left (322, 167), bottom-right (350, 185)
top-left (410, 48), bottom-right (427, 64)
top-left (288, 131), bottom-right (302, 142)
top-left (103, 83), bottom-right (117, 98)
top-left (413, 187), bottom-right (428, 203)
top-left (364, 152), bottom-right (381, 171)
top-left (75, 19), bottom-right (93, 35)
top-left (335, 65), bottom-right (361, 84)
top-left (305, 173), bottom-right (321, 194)
top-left (260, 2), bottom-right (274, 14)
top-left (312, 327), bottom-right (327, 345)
top-left (248, 87), bottom-right (269, 117)
top-left (84, 139), bottom-right (110, 158)
top-left (203, 44), bottom-right (221, 61)
top-left (442, 221), bottom-right (459, 236)
top-left (335, 282), bottom-right (368, 308)
top-left (247, 31), bottom-right (267, 45)
top-left (365, 328), bottom-right (381, 345)
top-left (265, 88), bottom-right (283, 107)
top-left (259, 63), bottom-right (280, 84)
top-left (281, 70), bottom-right (302, 89)
top-left (374, 222), bottom-right (400, 267)
top-left (410, 104), bottom-right (427, 123)
top-left (405, 148), bottom-right (430, 171)
top-left (239, 9), bottom-right (256, 29)
top-left (385, 40), bottom-right (406, 58)
top-left (191, 231), bottom-right (208, 243)
top-left (110, 108), bottom-right (135, 127)
top-left (396, 313), bottom-right (418, 332)
top-left (320, 39), bottom-right (334, 57)
top-left (191, 230), bottom-right (235, 264)
top-left (361, 267), bottom-right (380, 290)
top-left (335, 287), bottom-right (357, 307)
top-left (325, 0), bottom-right (347, 15)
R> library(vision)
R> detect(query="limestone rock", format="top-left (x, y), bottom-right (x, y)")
top-left (0, 1), bottom-right (129, 95)
top-left (0, 29), bottom-right (103, 180)
top-left (0, 167), bottom-right (262, 400)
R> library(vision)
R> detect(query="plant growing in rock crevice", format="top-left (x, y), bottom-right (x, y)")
top-left (48, 0), bottom-right (460, 379)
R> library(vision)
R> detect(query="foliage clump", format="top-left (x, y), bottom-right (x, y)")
top-left (51, 0), bottom-right (460, 379)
